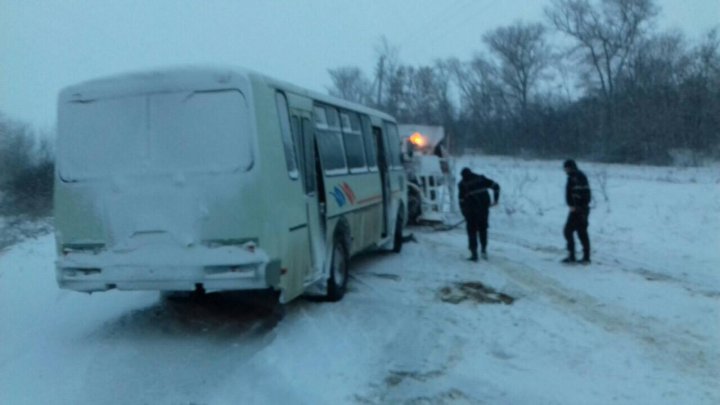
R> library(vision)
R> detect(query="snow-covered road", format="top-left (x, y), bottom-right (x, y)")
top-left (1, 157), bottom-right (718, 404)
top-left (1, 228), bottom-right (717, 404)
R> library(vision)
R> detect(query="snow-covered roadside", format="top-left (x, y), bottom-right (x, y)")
top-left (0, 215), bottom-right (53, 251)
top-left (1, 158), bottom-right (718, 404)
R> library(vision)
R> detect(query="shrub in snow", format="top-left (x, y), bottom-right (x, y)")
top-left (0, 113), bottom-right (54, 218)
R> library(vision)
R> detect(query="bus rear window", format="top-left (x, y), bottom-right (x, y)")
top-left (59, 90), bottom-right (252, 180)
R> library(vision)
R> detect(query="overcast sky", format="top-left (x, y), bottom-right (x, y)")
top-left (1, 0), bottom-right (718, 130)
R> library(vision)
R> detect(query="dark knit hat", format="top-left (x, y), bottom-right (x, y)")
top-left (563, 159), bottom-right (577, 170)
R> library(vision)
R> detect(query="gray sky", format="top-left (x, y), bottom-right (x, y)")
top-left (1, 0), bottom-right (718, 130)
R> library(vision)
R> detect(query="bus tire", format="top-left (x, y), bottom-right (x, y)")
top-left (326, 237), bottom-right (349, 302)
top-left (392, 210), bottom-right (404, 253)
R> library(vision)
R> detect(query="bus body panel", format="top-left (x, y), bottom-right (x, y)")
top-left (248, 78), bottom-right (309, 302)
top-left (323, 172), bottom-right (384, 254)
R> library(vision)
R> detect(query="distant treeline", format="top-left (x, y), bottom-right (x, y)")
top-left (327, 0), bottom-right (720, 165)
top-left (0, 113), bottom-right (53, 217)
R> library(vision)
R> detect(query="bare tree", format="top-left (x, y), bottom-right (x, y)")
top-left (451, 56), bottom-right (513, 152)
top-left (430, 59), bottom-right (459, 131)
top-left (0, 114), bottom-right (34, 184)
top-left (546, 0), bottom-right (658, 100)
top-left (691, 27), bottom-right (720, 85)
top-left (0, 113), bottom-right (54, 217)
top-left (327, 66), bottom-right (372, 104)
top-left (373, 36), bottom-right (401, 108)
top-left (452, 56), bottom-right (505, 122)
top-left (683, 28), bottom-right (720, 156)
top-left (546, 0), bottom-right (658, 159)
top-left (623, 31), bottom-right (689, 90)
top-left (397, 61), bottom-right (457, 127)
top-left (483, 21), bottom-right (552, 112)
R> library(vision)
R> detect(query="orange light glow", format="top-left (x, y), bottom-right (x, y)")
top-left (409, 132), bottom-right (428, 148)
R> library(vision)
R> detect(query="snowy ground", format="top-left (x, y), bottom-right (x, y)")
top-left (1, 157), bottom-right (718, 404)
top-left (0, 215), bottom-right (52, 251)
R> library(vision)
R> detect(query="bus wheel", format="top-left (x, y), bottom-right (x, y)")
top-left (326, 238), bottom-right (349, 302)
top-left (392, 211), bottom-right (404, 253)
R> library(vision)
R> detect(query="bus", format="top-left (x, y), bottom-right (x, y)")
top-left (54, 66), bottom-right (407, 303)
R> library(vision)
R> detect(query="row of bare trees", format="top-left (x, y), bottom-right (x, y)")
top-left (0, 113), bottom-right (54, 217)
top-left (328, 0), bottom-right (720, 164)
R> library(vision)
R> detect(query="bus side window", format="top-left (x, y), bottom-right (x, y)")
top-left (314, 105), bottom-right (348, 176)
top-left (341, 111), bottom-right (367, 173)
top-left (275, 92), bottom-right (299, 180)
top-left (384, 122), bottom-right (402, 169)
top-left (361, 115), bottom-right (378, 171)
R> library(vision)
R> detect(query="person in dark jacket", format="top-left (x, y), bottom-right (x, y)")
top-left (562, 159), bottom-right (591, 264)
top-left (458, 167), bottom-right (500, 261)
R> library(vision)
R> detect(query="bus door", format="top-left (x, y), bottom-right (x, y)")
top-left (373, 126), bottom-right (391, 237)
top-left (295, 114), bottom-right (326, 283)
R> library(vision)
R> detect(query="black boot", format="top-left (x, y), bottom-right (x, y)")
top-left (468, 251), bottom-right (479, 262)
top-left (561, 254), bottom-right (576, 264)
top-left (579, 253), bottom-right (591, 264)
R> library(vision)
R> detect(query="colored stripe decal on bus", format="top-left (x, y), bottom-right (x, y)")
top-left (356, 195), bottom-right (382, 205)
top-left (341, 182), bottom-right (356, 204)
top-left (331, 182), bottom-right (357, 207)
top-left (327, 201), bottom-right (382, 219)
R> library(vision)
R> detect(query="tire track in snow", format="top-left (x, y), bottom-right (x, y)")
top-left (492, 230), bottom-right (720, 298)
top-left (421, 230), bottom-right (719, 387)
top-left (76, 295), bottom-right (282, 404)
top-left (348, 238), bottom-right (487, 404)
top-left (493, 256), bottom-right (719, 388)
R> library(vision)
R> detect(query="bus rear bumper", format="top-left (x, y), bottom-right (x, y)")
top-left (55, 245), bottom-right (273, 293)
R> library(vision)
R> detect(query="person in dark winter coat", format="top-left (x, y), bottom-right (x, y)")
top-left (458, 167), bottom-right (500, 261)
top-left (562, 159), bottom-right (591, 264)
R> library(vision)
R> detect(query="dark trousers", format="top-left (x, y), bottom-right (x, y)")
top-left (466, 209), bottom-right (489, 254)
top-left (564, 208), bottom-right (590, 259)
